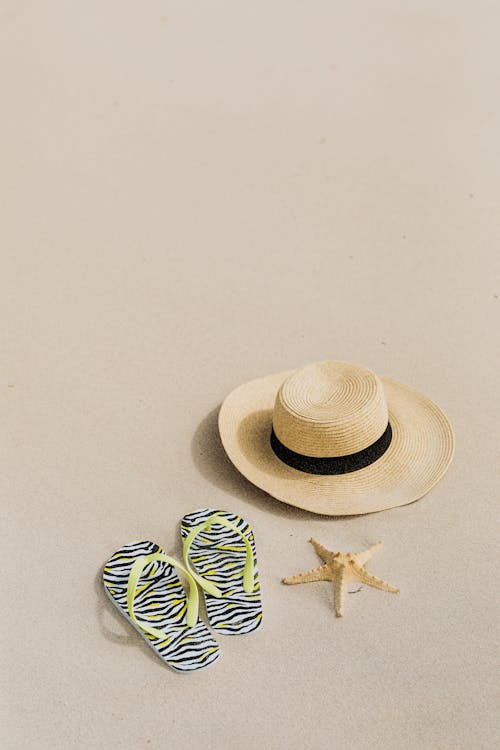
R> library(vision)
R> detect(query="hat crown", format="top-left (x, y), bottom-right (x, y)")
top-left (272, 361), bottom-right (388, 458)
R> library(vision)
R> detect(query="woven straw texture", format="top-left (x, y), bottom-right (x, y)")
top-left (218, 363), bottom-right (454, 515)
top-left (273, 361), bottom-right (389, 457)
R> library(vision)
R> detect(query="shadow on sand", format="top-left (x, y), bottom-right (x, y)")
top-left (190, 405), bottom-right (349, 521)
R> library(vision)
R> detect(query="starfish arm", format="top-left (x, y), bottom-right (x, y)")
top-left (282, 564), bottom-right (328, 585)
top-left (334, 565), bottom-right (346, 617)
top-left (310, 537), bottom-right (337, 563)
top-left (354, 541), bottom-right (384, 566)
top-left (350, 561), bottom-right (399, 593)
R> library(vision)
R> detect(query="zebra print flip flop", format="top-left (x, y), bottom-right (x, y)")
top-left (181, 508), bottom-right (263, 635)
top-left (103, 540), bottom-right (220, 672)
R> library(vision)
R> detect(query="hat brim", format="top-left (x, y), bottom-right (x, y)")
top-left (218, 369), bottom-right (454, 515)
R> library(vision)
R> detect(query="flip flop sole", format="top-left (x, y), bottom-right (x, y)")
top-left (103, 540), bottom-right (220, 672)
top-left (181, 509), bottom-right (263, 636)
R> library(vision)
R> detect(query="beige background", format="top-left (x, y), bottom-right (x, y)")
top-left (1, 2), bottom-right (498, 749)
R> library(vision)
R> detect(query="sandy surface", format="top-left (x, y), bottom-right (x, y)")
top-left (2, 2), bottom-right (498, 749)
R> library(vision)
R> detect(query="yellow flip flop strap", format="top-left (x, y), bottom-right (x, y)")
top-left (183, 514), bottom-right (255, 596)
top-left (126, 552), bottom-right (199, 634)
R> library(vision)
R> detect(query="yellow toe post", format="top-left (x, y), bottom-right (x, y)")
top-left (127, 552), bottom-right (201, 633)
top-left (183, 514), bottom-right (255, 596)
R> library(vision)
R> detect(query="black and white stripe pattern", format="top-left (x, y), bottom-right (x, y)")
top-left (103, 540), bottom-right (220, 672)
top-left (181, 509), bottom-right (263, 636)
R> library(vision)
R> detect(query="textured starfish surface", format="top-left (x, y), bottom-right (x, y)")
top-left (283, 538), bottom-right (399, 617)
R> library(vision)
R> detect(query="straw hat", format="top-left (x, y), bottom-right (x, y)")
top-left (218, 361), bottom-right (454, 515)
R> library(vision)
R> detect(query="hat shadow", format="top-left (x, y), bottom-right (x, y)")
top-left (191, 406), bottom-right (352, 520)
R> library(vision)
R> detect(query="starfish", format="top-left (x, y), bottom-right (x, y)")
top-left (282, 538), bottom-right (399, 617)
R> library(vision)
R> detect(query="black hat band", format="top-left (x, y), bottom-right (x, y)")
top-left (270, 422), bottom-right (393, 475)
